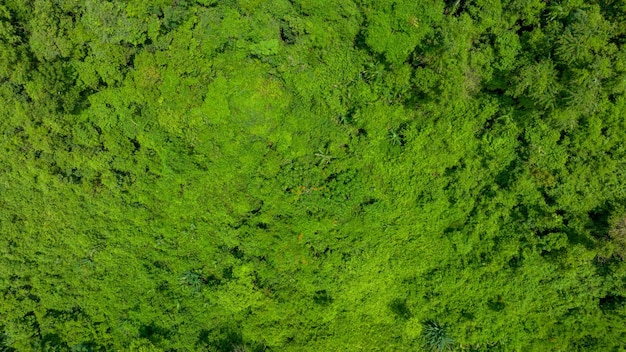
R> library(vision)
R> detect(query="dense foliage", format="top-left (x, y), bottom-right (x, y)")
top-left (1, 0), bottom-right (626, 350)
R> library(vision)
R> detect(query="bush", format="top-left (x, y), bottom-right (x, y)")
top-left (423, 320), bottom-right (455, 352)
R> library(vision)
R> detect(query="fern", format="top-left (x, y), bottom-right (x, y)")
top-left (179, 271), bottom-right (203, 292)
top-left (423, 320), bottom-right (455, 352)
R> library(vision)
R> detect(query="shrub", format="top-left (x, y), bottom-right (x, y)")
top-left (423, 320), bottom-right (455, 352)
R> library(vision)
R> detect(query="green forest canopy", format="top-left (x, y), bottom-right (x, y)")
top-left (1, 0), bottom-right (626, 350)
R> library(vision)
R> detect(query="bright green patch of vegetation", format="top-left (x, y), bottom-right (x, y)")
top-left (1, 0), bottom-right (626, 350)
